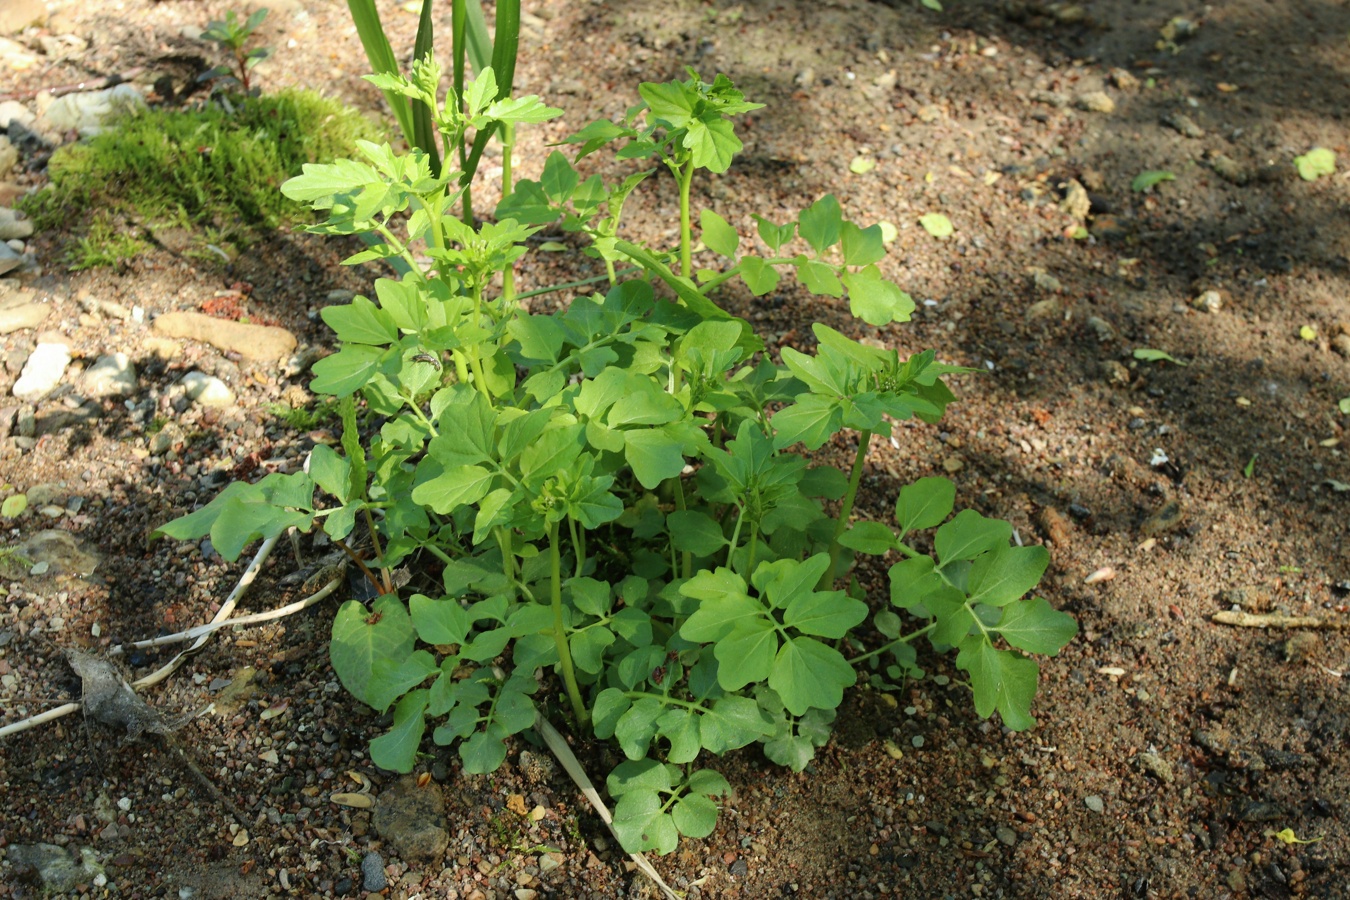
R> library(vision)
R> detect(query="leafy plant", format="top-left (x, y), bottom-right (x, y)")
top-left (201, 7), bottom-right (273, 96)
top-left (154, 66), bottom-right (1075, 856)
top-left (1294, 147), bottom-right (1335, 182)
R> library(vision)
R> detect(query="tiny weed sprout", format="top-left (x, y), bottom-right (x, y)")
top-left (154, 64), bottom-right (1076, 855)
top-left (201, 8), bottom-right (273, 96)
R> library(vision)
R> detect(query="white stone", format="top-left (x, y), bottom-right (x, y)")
top-left (82, 353), bottom-right (138, 398)
top-left (13, 341), bottom-right (71, 401)
top-left (181, 371), bottom-right (235, 408)
top-left (0, 100), bottom-right (34, 130)
top-left (39, 83), bottom-right (146, 137)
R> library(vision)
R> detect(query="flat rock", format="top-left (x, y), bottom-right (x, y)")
top-left (181, 371), bottom-right (235, 408)
top-left (0, 100), bottom-right (34, 130)
top-left (1076, 91), bottom-right (1116, 114)
top-left (81, 353), bottom-right (137, 398)
top-left (0, 239), bottom-right (21, 276)
top-left (7, 844), bottom-right (103, 893)
top-left (13, 340), bottom-right (71, 401)
top-left (0, 205), bottom-right (32, 240)
top-left (18, 529), bottom-right (101, 578)
top-left (38, 83), bottom-right (145, 137)
top-left (0, 301), bottom-right (48, 334)
top-left (0, 0), bottom-right (45, 33)
top-left (372, 776), bottom-right (450, 861)
top-left (152, 311), bottom-right (297, 361)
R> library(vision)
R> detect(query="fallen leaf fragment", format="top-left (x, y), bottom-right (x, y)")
top-left (259, 698), bottom-right (289, 721)
top-left (330, 792), bottom-right (374, 809)
top-left (1084, 566), bottom-right (1116, 585)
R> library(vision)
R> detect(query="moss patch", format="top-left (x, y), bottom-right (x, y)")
top-left (21, 90), bottom-right (379, 266)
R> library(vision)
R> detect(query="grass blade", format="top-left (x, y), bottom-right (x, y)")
top-left (345, 0), bottom-right (413, 143)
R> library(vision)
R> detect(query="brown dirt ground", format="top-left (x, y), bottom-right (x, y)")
top-left (2, 0), bottom-right (1349, 898)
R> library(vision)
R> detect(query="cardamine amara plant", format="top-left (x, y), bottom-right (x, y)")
top-left (155, 64), bottom-right (1076, 855)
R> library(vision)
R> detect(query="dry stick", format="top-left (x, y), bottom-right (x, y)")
top-left (532, 714), bottom-right (682, 900)
top-left (1211, 611), bottom-right (1350, 630)
top-left (108, 576), bottom-right (342, 656)
top-left (0, 66), bottom-right (147, 103)
top-left (0, 534), bottom-right (280, 739)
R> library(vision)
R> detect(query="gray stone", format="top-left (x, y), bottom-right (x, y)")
top-left (7, 844), bottom-right (103, 893)
top-left (361, 852), bottom-right (388, 892)
top-left (0, 135), bottom-right (17, 174)
top-left (1138, 752), bottom-right (1174, 783)
top-left (13, 341), bottom-right (71, 401)
top-left (0, 100), bottom-right (34, 130)
top-left (0, 206), bottom-right (32, 240)
top-left (996, 825), bottom-right (1017, 846)
top-left (1075, 91), bottom-right (1116, 114)
top-left (181, 371), bottom-right (235, 408)
top-left (152, 310), bottom-right (297, 361)
top-left (1141, 501), bottom-right (1184, 536)
top-left (1211, 154), bottom-right (1248, 185)
top-left (1161, 111), bottom-right (1205, 139)
top-left (18, 529), bottom-right (101, 578)
top-left (0, 239), bottom-right (21, 276)
top-left (372, 776), bottom-right (450, 861)
top-left (1084, 795), bottom-right (1104, 813)
top-left (0, 301), bottom-right (49, 334)
top-left (0, 0), bottom-right (45, 33)
top-left (81, 353), bottom-right (138, 398)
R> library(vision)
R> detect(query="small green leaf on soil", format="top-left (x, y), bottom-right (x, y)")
top-left (1, 494), bottom-right (26, 519)
top-left (919, 213), bottom-right (954, 238)
top-left (1339, 396), bottom-right (1350, 415)
top-left (878, 220), bottom-right (898, 244)
top-left (1294, 147), bottom-right (1335, 181)
top-left (1133, 348), bottom-right (1187, 366)
top-left (849, 155), bottom-right (877, 174)
top-left (1299, 325), bottom-right (1317, 341)
top-left (1130, 170), bottom-right (1175, 192)
top-left (1243, 454), bottom-right (1257, 479)
top-left (921, 0), bottom-right (943, 9)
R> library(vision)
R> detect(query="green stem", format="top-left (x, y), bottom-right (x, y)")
top-left (501, 121), bottom-right (517, 307)
top-left (361, 507), bottom-right (393, 593)
top-left (568, 515), bottom-right (586, 579)
top-left (495, 526), bottom-right (517, 586)
top-left (726, 506), bottom-right (745, 572)
top-left (672, 477), bottom-right (691, 580)
top-left (822, 430), bottom-right (874, 589)
top-left (677, 159), bottom-right (694, 278)
top-left (849, 622), bottom-right (936, 666)
top-left (514, 267), bottom-right (642, 302)
top-left (549, 522), bottom-right (589, 726)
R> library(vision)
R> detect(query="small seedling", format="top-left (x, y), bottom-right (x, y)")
top-left (201, 8), bottom-right (273, 95)
top-left (1133, 348), bottom-right (1187, 366)
top-left (1131, 170), bottom-right (1175, 193)
top-left (1242, 454), bottom-right (1257, 479)
top-left (1294, 148), bottom-right (1335, 182)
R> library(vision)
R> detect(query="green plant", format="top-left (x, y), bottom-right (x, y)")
top-left (201, 7), bottom-right (273, 95)
top-left (1294, 147), bottom-right (1336, 182)
top-left (154, 68), bottom-right (1075, 856)
top-left (19, 90), bottom-right (379, 264)
top-left (267, 398), bottom-right (341, 431)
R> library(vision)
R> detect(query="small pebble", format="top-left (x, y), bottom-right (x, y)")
top-left (1084, 795), bottom-right (1104, 813)
top-left (361, 851), bottom-right (387, 892)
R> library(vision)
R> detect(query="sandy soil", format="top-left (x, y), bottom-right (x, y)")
top-left (1, 0), bottom-right (1349, 898)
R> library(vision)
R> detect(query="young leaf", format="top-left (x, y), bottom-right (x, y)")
top-left (934, 510), bottom-right (1013, 565)
top-left (1132, 348), bottom-right (1187, 366)
top-left (965, 544), bottom-right (1050, 608)
top-left (918, 213), bottom-right (954, 238)
top-left (700, 208), bottom-right (740, 258)
top-left (369, 689), bottom-right (429, 773)
top-left (956, 637), bottom-right (1039, 730)
top-left (840, 221), bottom-right (886, 267)
top-left (738, 256), bottom-right (780, 296)
top-left (770, 637), bottom-right (855, 715)
top-left (667, 510), bottom-right (728, 556)
top-left (797, 195), bottom-right (843, 253)
top-left (1294, 147), bottom-right (1335, 182)
top-left (672, 790), bottom-right (721, 838)
top-left (894, 476), bottom-right (956, 533)
top-left (612, 790), bottom-right (679, 855)
top-left (994, 596), bottom-right (1079, 655)
top-left (1130, 170), bottom-right (1175, 192)
top-left (837, 521), bottom-right (899, 555)
top-left (330, 595), bottom-right (416, 711)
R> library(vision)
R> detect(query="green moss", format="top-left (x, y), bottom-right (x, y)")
top-left (20, 90), bottom-right (380, 266)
